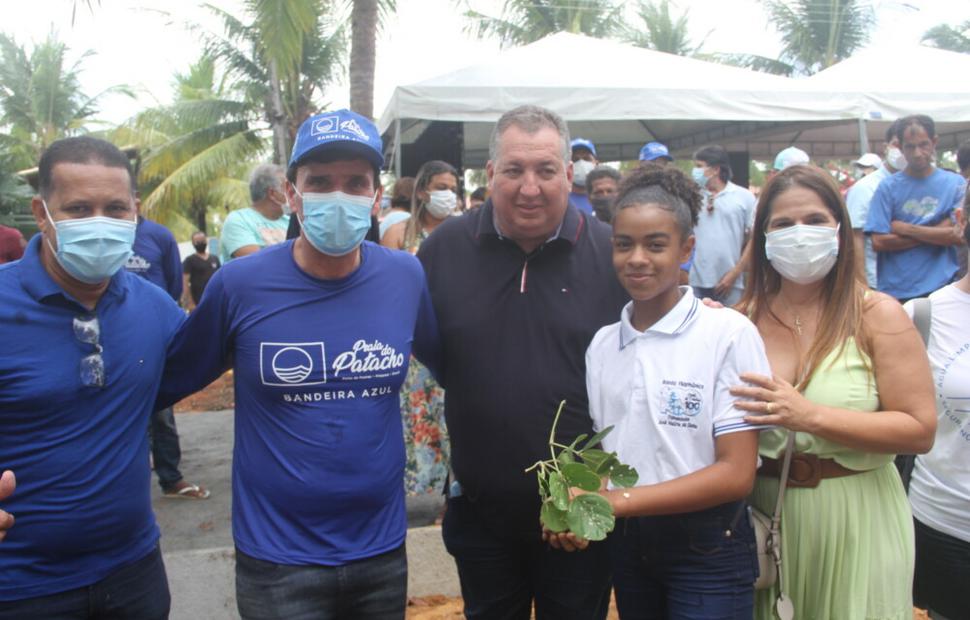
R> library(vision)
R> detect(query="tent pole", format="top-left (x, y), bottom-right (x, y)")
top-left (395, 118), bottom-right (402, 178)
top-left (858, 118), bottom-right (869, 155)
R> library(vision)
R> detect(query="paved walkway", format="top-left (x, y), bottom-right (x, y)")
top-left (154, 409), bottom-right (457, 619)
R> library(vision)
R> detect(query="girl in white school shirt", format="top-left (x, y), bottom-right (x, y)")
top-left (570, 164), bottom-right (771, 618)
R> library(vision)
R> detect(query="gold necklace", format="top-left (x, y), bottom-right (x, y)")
top-left (777, 292), bottom-right (812, 336)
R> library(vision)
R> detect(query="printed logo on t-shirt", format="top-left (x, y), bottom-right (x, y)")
top-left (260, 342), bottom-right (327, 386)
top-left (901, 196), bottom-right (939, 218)
top-left (311, 115), bottom-right (339, 135)
top-left (124, 254), bottom-right (150, 273)
top-left (331, 339), bottom-right (405, 379)
top-left (658, 380), bottom-right (704, 430)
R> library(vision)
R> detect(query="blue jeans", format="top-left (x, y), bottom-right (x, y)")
top-left (235, 545), bottom-right (407, 620)
top-left (610, 501), bottom-right (757, 620)
top-left (442, 495), bottom-right (612, 620)
top-left (0, 546), bottom-right (170, 620)
top-left (913, 517), bottom-right (970, 620)
top-left (149, 407), bottom-right (183, 491)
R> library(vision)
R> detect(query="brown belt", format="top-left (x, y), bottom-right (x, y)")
top-left (758, 453), bottom-right (862, 488)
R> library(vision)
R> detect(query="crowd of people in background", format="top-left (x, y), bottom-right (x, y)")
top-left (0, 104), bottom-right (967, 620)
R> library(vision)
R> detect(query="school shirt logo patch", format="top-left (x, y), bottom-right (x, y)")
top-left (260, 342), bottom-right (327, 386)
top-left (658, 380), bottom-right (704, 429)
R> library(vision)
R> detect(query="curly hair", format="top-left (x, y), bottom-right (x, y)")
top-left (614, 163), bottom-right (702, 239)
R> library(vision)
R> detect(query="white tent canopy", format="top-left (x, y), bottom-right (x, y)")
top-left (378, 33), bottom-right (970, 171)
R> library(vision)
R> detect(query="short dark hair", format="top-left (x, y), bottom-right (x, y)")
top-left (957, 140), bottom-right (970, 173)
top-left (285, 150), bottom-right (381, 189)
top-left (693, 145), bottom-right (732, 183)
top-left (585, 165), bottom-right (621, 195)
top-left (885, 120), bottom-right (900, 144)
top-left (38, 136), bottom-right (135, 199)
top-left (895, 114), bottom-right (936, 142)
top-left (470, 186), bottom-right (487, 201)
top-left (614, 163), bottom-right (702, 240)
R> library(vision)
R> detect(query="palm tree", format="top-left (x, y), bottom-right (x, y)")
top-left (203, 1), bottom-right (346, 164)
top-left (0, 31), bottom-right (130, 168)
top-left (462, 0), bottom-right (624, 48)
top-left (922, 20), bottom-right (970, 54)
top-left (348, 0), bottom-right (397, 119)
top-left (622, 0), bottom-right (707, 56)
top-left (714, 0), bottom-right (874, 76)
top-left (116, 54), bottom-right (265, 233)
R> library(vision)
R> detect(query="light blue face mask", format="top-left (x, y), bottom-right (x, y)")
top-left (296, 190), bottom-right (375, 256)
top-left (691, 166), bottom-right (709, 188)
top-left (43, 201), bottom-right (137, 284)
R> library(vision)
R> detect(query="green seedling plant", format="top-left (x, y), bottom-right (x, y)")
top-left (525, 400), bottom-right (639, 541)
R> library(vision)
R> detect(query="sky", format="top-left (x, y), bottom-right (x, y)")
top-left (1, 0), bottom-right (962, 127)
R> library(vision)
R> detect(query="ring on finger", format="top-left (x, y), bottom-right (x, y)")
top-left (765, 402), bottom-right (774, 414)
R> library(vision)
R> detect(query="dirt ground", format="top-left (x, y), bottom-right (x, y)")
top-left (173, 375), bottom-right (932, 620)
top-left (174, 370), bottom-right (235, 413)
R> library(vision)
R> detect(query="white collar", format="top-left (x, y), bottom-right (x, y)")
top-left (619, 286), bottom-right (699, 349)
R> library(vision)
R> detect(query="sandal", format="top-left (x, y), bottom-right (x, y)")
top-left (162, 481), bottom-right (211, 500)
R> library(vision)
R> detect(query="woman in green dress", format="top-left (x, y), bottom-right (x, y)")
top-left (730, 164), bottom-right (937, 619)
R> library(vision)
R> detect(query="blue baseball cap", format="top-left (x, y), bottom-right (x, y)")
top-left (289, 109), bottom-right (384, 170)
top-left (570, 138), bottom-right (597, 157)
top-left (639, 141), bottom-right (672, 162)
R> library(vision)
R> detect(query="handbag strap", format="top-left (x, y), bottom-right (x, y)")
top-left (769, 431), bottom-right (796, 596)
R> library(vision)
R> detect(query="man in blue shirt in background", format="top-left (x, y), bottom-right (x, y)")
top-left (125, 207), bottom-right (210, 500)
top-left (157, 109), bottom-right (440, 620)
top-left (0, 136), bottom-right (184, 618)
top-left (865, 114), bottom-right (965, 302)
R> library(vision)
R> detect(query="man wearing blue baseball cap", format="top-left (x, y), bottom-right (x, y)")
top-left (157, 108), bottom-right (441, 619)
top-left (569, 137), bottom-right (597, 216)
top-left (638, 141), bottom-right (673, 164)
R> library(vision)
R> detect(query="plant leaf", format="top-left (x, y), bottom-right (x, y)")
top-left (566, 494), bottom-right (615, 541)
top-left (548, 472), bottom-right (569, 510)
top-left (609, 463), bottom-right (639, 488)
top-left (580, 425), bottom-right (614, 451)
top-left (562, 463), bottom-right (602, 492)
top-left (580, 448), bottom-right (618, 475)
top-left (557, 450), bottom-right (575, 466)
top-left (541, 499), bottom-right (570, 533)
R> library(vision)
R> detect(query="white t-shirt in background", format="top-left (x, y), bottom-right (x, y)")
top-left (586, 287), bottom-right (772, 488)
top-left (904, 284), bottom-right (970, 543)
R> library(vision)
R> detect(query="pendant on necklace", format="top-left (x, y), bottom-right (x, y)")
top-left (793, 315), bottom-right (803, 336)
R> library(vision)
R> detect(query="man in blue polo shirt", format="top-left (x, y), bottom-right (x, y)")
top-left (569, 137), bottom-right (597, 216)
top-left (125, 208), bottom-right (210, 500)
top-left (865, 114), bottom-right (965, 302)
top-left (0, 136), bottom-right (184, 618)
top-left (156, 109), bottom-right (440, 619)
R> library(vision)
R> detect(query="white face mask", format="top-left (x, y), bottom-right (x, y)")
top-left (765, 224), bottom-right (839, 285)
top-left (572, 159), bottom-right (595, 187)
top-left (886, 146), bottom-right (907, 171)
top-left (425, 189), bottom-right (457, 219)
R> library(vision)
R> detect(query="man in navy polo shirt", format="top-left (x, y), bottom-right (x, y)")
top-left (157, 109), bottom-right (440, 619)
top-left (417, 105), bottom-right (628, 619)
top-left (0, 136), bottom-right (184, 618)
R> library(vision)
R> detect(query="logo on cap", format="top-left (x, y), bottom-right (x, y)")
top-left (311, 115), bottom-right (340, 136)
top-left (340, 119), bottom-right (369, 141)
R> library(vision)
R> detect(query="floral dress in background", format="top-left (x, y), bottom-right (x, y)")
top-left (402, 230), bottom-right (449, 495)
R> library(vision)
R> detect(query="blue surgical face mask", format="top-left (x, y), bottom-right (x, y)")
top-left (43, 201), bottom-right (137, 284)
top-left (296, 189), bottom-right (375, 256)
top-left (691, 166), bottom-right (709, 188)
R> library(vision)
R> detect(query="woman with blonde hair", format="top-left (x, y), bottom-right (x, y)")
top-left (730, 164), bottom-right (937, 619)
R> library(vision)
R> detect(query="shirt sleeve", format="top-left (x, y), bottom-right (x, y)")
top-left (411, 273), bottom-right (443, 386)
top-left (864, 179), bottom-right (893, 234)
top-left (220, 212), bottom-right (261, 258)
top-left (162, 233), bottom-right (183, 301)
top-left (155, 268), bottom-right (234, 410)
top-left (585, 342), bottom-right (603, 433)
top-left (182, 256), bottom-right (192, 275)
top-left (846, 182), bottom-right (875, 230)
top-left (712, 320), bottom-right (772, 437)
